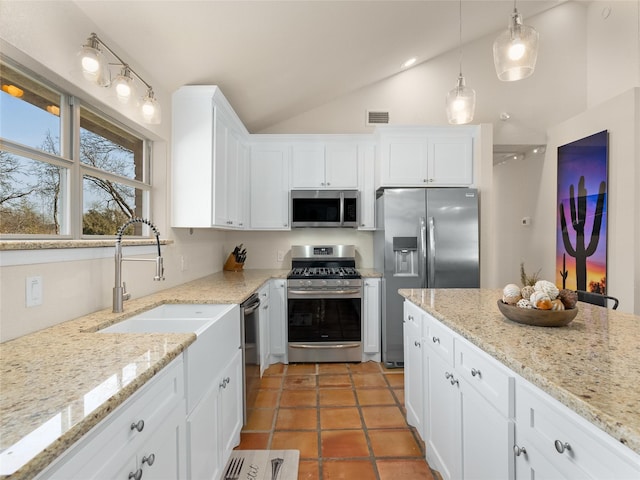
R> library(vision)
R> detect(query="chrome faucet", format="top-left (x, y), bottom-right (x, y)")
top-left (113, 217), bottom-right (165, 313)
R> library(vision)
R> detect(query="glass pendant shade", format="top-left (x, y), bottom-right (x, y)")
top-left (78, 37), bottom-right (109, 87)
top-left (141, 89), bottom-right (161, 124)
top-left (493, 11), bottom-right (539, 81)
top-left (446, 74), bottom-right (475, 125)
top-left (112, 67), bottom-right (134, 104)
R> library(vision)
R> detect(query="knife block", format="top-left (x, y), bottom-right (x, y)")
top-left (223, 253), bottom-right (244, 272)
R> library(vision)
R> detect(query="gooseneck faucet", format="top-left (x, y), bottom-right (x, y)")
top-left (113, 217), bottom-right (165, 313)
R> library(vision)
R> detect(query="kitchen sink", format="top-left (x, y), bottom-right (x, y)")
top-left (98, 304), bottom-right (235, 336)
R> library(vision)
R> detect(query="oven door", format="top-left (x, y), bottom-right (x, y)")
top-left (287, 287), bottom-right (362, 362)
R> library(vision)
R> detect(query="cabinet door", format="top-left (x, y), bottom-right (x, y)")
top-left (427, 136), bottom-right (473, 185)
top-left (380, 137), bottom-right (428, 186)
top-left (358, 143), bottom-right (376, 229)
top-left (403, 302), bottom-right (424, 436)
top-left (290, 144), bottom-right (326, 188)
top-left (219, 350), bottom-right (243, 463)
top-left (213, 108), bottom-right (230, 227)
top-left (426, 353), bottom-right (460, 480)
top-left (269, 279), bottom-right (287, 358)
top-left (363, 278), bottom-right (381, 355)
top-left (136, 403), bottom-right (186, 480)
top-left (187, 382), bottom-right (221, 480)
top-left (325, 143), bottom-right (358, 188)
top-left (459, 379), bottom-right (514, 480)
top-left (225, 131), bottom-right (247, 228)
top-left (258, 285), bottom-right (270, 376)
top-left (250, 145), bottom-right (290, 230)
top-left (514, 441), bottom-right (567, 480)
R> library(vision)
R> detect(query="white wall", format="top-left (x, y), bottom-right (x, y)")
top-left (533, 88), bottom-right (639, 314)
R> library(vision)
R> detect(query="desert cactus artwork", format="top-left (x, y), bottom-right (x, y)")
top-left (558, 175), bottom-right (606, 291)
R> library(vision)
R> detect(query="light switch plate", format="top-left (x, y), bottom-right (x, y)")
top-left (26, 276), bottom-right (43, 307)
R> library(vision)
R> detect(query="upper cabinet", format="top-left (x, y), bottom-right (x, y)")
top-left (249, 141), bottom-right (290, 230)
top-left (290, 141), bottom-right (359, 189)
top-left (172, 86), bottom-right (249, 229)
top-left (377, 126), bottom-right (475, 188)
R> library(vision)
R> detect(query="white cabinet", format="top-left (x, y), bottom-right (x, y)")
top-left (378, 127), bottom-right (474, 187)
top-left (37, 357), bottom-right (186, 480)
top-left (184, 304), bottom-right (242, 480)
top-left (258, 284), bottom-right (271, 376)
top-left (403, 301), bottom-right (425, 438)
top-left (514, 376), bottom-right (640, 480)
top-left (403, 301), bottom-right (516, 480)
top-left (269, 279), bottom-right (287, 362)
top-left (362, 278), bottom-right (381, 359)
top-left (172, 85), bottom-right (249, 229)
top-left (249, 143), bottom-right (290, 230)
top-left (358, 143), bottom-right (376, 230)
top-left (290, 142), bottom-right (358, 189)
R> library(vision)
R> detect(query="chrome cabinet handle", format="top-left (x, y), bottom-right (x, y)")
top-left (220, 376), bottom-right (231, 388)
top-left (128, 469), bottom-right (142, 480)
top-left (408, 315), bottom-right (414, 321)
top-left (554, 440), bottom-right (572, 454)
top-left (471, 368), bottom-right (481, 377)
top-left (432, 336), bottom-right (440, 344)
top-left (142, 454), bottom-right (155, 466)
top-left (445, 372), bottom-right (453, 379)
top-left (130, 420), bottom-right (145, 432)
top-left (414, 340), bottom-right (421, 347)
top-left (450, 378), bottom-right (459, 386)
top-left (513, 445), bottom-right (527, 456)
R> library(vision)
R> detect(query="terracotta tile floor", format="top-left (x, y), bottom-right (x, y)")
top-left (236, 362), bottom-right (437, 479)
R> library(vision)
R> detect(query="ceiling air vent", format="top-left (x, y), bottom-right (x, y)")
top-left (366, 110), bottom-right (389, 126)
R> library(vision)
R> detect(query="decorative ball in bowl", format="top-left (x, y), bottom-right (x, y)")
top-left (496, 300), bottom-right (578, 327)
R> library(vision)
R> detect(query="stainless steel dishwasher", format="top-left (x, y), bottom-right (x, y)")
top-left (240, 293), bottom-right (261, 423)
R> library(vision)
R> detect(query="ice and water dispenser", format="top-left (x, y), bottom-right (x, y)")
top-left (393, 237), bottom-right (418, 277)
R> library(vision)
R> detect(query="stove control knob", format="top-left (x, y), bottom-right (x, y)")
top-left (305, 280), bottom-right (312, 287)
top-left (343, 280), bottom-right (350, 286)
top-left (321, 280), bottom-right (327, 287)
top-left (336, 280), bottom-right (343, 286)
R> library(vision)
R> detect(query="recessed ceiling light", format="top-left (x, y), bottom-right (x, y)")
top-left (402, 57), bottom-right (417, 69)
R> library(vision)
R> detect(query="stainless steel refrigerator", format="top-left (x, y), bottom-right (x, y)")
top-left (374, 188), bottom-right (479, 366)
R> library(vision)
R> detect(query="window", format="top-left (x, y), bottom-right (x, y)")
top-left (1, 60), bottom-right (151, 238)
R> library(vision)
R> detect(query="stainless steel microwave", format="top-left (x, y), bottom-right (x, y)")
top-left (291, 190), bottom-right (359, 228)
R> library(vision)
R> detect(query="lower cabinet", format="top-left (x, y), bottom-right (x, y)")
top-left (515, 376), bottom-right (640, 480)
top-left (36, 357), bottom-right (186, 480)
top-left (363, 278), bottom-right (381, 359)
top-left (258, 283), bottom-right (271, 376)
top-left (269, 279), bottom-right (287, 362)
top-left (403, 301), bottom-right (424, 437)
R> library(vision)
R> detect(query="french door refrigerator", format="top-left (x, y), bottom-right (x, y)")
top-left (374, 188), bottom-right (479, 366)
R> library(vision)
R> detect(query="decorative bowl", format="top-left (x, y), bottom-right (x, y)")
top-left (496, 300), bottom-right (578, 327)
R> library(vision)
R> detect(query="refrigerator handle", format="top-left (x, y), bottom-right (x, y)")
top-left (419, 217), bottom-right (427, 288)
top-left (427, 216), bottom-right (436, 287)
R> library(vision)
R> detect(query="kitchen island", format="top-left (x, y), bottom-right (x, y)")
top-left (400, 288), bottom-right (640, 478)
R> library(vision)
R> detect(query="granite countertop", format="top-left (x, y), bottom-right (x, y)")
top-left (0, 269), bottom-right (288, 480)
top-left (399, 288), bottom-right (640, 456)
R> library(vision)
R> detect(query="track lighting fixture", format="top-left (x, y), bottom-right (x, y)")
top-left (78, 33), bottom-right (161, 124)
top-left (493, 0), bottom-right (539, 81)
top-left (446, 0), bottom-right (475, 125)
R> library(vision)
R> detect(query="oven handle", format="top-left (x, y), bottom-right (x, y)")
top-left (289, 343), bottom-right (360, 349)
top-left (288, 289), bottom-right (361, 296)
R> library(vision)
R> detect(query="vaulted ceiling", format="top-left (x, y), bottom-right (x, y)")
top-left (73, 1), bottom-right (561, 133)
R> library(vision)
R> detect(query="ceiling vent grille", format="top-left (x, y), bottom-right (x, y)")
top-left (366, 110), bottom-right (389, 126)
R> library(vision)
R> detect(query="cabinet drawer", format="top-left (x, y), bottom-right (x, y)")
top-left (455, 338), bottom-right (514, 417)
top-left (39, 357), bottom-right (184, 479)
top-left (516, 379), bottom-right (640, 479)
top-left (424, 314), bottom-right (454, 365)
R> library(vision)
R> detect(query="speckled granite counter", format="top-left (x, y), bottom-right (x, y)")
top-left (0, 269), bottom-right (288, 480)
top-left (399, 288), bottom-right (640, 457)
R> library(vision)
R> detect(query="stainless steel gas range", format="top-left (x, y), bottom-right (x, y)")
top-left (287, 245), bottom-right (363, 363)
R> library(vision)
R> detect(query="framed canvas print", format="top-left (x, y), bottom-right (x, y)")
top-left (556, 130), bottom-right (608, 294)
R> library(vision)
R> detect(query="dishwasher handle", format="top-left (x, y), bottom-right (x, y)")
top-left (242, 294), bottom-right (261, 315)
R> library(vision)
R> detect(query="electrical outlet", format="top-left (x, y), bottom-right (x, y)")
top-left (277, 250), bottom-right (285, 262)
top-left (26, 276), bottom-right (43, 307)
top-left (181, 255), bottom-right (188, 272)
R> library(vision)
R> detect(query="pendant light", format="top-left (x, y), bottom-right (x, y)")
top-left (493, 0), bottom-right (539, 81)
top-left (446, 0), bottom-right (475, 125)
